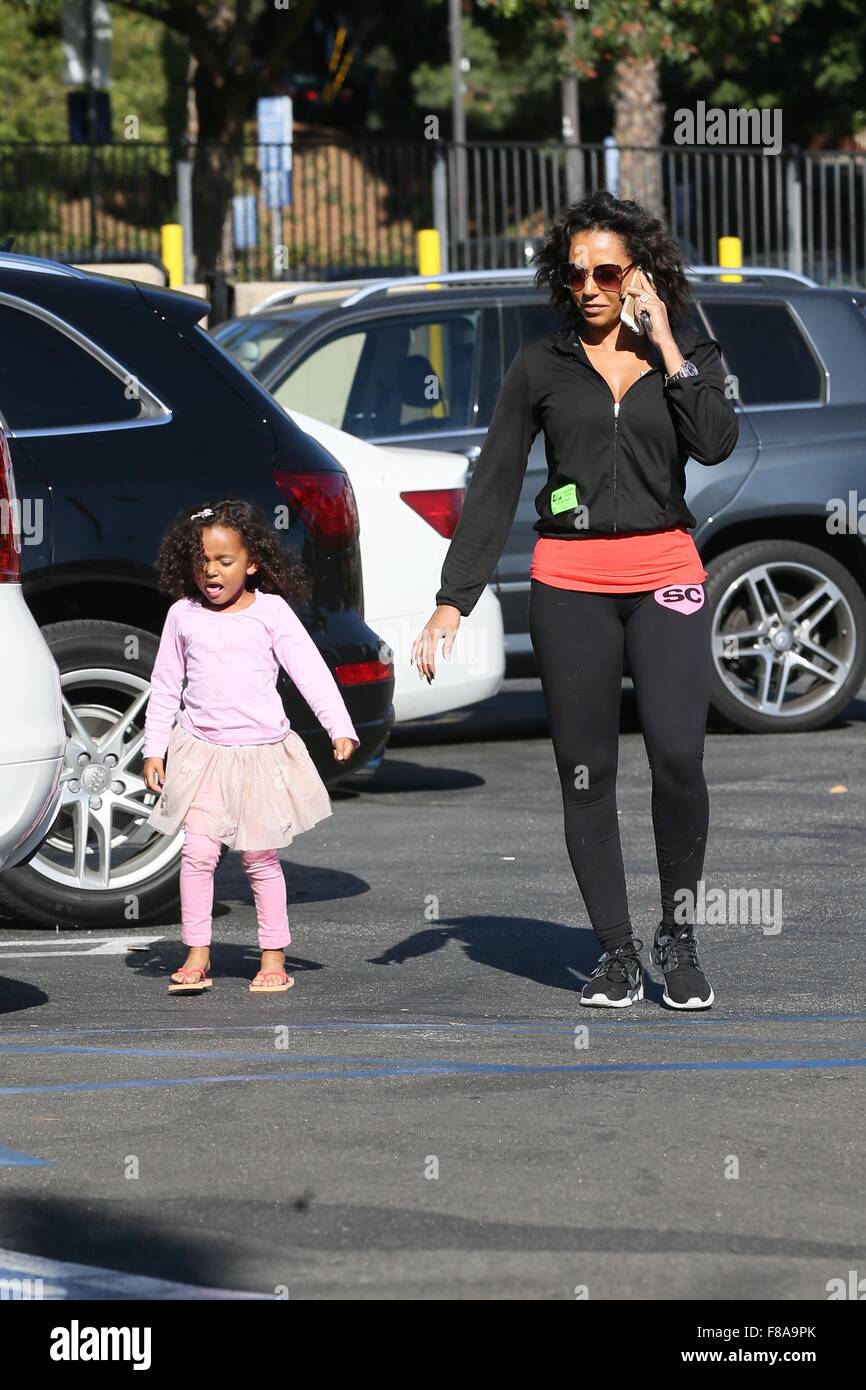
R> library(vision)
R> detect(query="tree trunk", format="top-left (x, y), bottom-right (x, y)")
top-left (613, 55), bottom-right (664, 216)
top-left (191, 67), bottom-right (246, 279)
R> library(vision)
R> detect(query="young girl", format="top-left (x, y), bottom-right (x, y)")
top-left (142, 498), bottom-right (360, 995)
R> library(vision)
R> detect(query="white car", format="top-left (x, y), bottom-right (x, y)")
top-left (288, 408), bottom-right (504, 721)
top-left (0, 428), bottom-right (66, 874)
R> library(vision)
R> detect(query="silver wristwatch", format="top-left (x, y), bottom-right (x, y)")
top-left (665, 359), bottom-right (699, 385)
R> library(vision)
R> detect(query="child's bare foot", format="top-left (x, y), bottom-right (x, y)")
top-left (169, 945), bottom-right (212, 993)
top-left (249, 948), bottom-right (294, 993)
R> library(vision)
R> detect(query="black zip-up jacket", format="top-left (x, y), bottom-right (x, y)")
top-left (436, 321), bottom-right (739, 616)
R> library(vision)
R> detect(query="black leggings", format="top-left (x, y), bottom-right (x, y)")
top-left (528, 577), bottom-right (712, 953)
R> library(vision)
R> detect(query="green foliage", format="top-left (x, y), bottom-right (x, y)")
top-left (474, 0), bottom-right (864, 140)
top-left (411, 13), bottom-right (554, 130)
top-left (1, 0), bottom-right (187, 144)
top-left (1, 0), bottom-right (67, 141)
top-left (477, 0), bottom-right (807, 73)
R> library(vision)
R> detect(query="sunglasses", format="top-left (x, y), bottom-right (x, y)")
top-left (557, 260), bottom-right (636, 293)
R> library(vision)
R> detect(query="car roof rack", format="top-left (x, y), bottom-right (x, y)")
top-left (685, 265), bottom-right (819, 287)
top-left (250, 280), bottom-right (363, 313)
top-left (0, 251), bottom-right (89, 278)
top-left (249, 263), bottom-right (820, 317)
top-left (340, 268), bottom-right (539, 305)
top-left (251, 268), bottom-right (538, 314)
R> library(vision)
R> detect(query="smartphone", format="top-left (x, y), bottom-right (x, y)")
top-left (620, 268), bottom-right (656, 336)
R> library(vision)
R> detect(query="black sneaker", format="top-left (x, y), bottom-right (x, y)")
top-left (580, 938), bottom-right (645, 1008)
top-left (651, 923), bottom-right (714, 1009)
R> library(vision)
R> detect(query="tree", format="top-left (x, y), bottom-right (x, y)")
top-left (477, 0), bottom-right (808, 210)
top-left (104, 0), bottom-right (317, 276)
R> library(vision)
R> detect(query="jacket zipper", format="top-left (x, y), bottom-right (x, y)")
top-left (612, 400), bottom-right (620, 533)
top-left (553, 338), bottom-right (657, 535)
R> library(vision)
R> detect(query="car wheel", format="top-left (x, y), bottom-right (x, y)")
top-left (705, 540), bottom-right (866, 733)
top-left (0, 620), bottom-right (183, 928)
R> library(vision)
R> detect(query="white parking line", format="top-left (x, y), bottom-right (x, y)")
top-left (0, 935), bottom-right (164, 959)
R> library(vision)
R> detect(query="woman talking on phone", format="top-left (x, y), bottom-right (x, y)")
top-left (411, 190), bottom-right (738, 1010)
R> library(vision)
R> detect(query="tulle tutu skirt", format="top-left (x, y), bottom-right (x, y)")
top-left (146, 720), bottom-right (334, 852)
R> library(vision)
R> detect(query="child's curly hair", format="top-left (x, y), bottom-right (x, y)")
top-left (532, 189), bottom-right (694, 332)
top-left (154, 497), bottom-right (312, 606)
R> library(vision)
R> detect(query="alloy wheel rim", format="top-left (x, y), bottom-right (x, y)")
top-left (30, 666), bottom-right (183, 893)
top-left (710, 561), bottom-right (857, 718)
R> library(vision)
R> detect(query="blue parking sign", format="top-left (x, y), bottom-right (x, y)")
top-left (257, 97), bottom-right (293, 209)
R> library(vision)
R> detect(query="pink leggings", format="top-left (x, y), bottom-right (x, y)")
top-left (180, 831), bottom-right (291, 950)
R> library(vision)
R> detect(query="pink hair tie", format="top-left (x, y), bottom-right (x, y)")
top-left (189, 508), bottom-right (214, 521)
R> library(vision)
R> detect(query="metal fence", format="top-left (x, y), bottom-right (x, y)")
top-left (441, 141), bottom-right (866, 287)
top-left (1, 136), bottom-right (864, 287)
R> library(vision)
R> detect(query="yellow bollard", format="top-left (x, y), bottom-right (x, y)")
top-left (161, 223), bottom-right (184, 288)
top-left (417, 229), bottom-right (446, 418)
top-left (417, 228), bottom-right (442, 278)
top-left (718, 235), bottom-right (743, 284)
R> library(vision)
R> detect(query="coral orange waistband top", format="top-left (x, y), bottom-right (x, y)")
top-left (530, 527), bottom-right (707, 594)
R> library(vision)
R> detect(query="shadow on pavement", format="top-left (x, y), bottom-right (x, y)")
top-left (367, 916), bottom-right (635, 995)
top-left (0, 1194), bottom-right (268, 1293)
top-left (333, 760), bottom-right (484, 797)
top-left (122, 940), bottom-right (325, 986)
top-left (0, 977), bottom-right (48, 1017)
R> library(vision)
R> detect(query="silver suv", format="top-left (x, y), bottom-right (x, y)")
top-left (214, 268), bottom-right (866, 733)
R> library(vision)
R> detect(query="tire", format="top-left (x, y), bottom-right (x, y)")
top-left (704, 540), bottom-right (866, 733)
top-left (0, 620), bottom-right (183, 928)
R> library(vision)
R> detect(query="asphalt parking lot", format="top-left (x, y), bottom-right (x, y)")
top-left (1, 677), bottom-right (865, 1300)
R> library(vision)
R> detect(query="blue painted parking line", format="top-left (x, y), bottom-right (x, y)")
top-left (0, 1044), bottom-right (405, 1064)
top-left (2, 1054), bottom-right (866, 1097)
top-left (13, 1009), bottom-right (866, 1037)
top-left (0, 1143), bottom-right (50, 1167)
top-left (2, 1032), bottom-right (866, 1062)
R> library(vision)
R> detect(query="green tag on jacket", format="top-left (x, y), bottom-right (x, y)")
top-left (550, 482), bottom-right (579, 514)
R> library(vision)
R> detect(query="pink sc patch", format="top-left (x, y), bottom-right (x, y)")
top-left (653, 583), bottom-right (706, 615)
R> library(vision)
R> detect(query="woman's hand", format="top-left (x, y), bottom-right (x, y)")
top-left (622, 267), bottom-right (675, 351)
top-left (332, 738), bottom-right (355, 763)
top-left (143, 757), bottom-right (165, 794)
top-left (410, 605), bottom-right (461, 682)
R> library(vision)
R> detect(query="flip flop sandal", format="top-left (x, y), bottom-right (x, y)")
top-left (249, 970), bottom-right (295, 994)
top-left (168, 960), bottom-right (212, 994)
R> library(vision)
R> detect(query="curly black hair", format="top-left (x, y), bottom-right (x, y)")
top-left (154, 497), bottom-right (312, 606)
top-left (532, 190), bottom-right (694, 332)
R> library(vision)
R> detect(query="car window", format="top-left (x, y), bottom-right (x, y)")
top-left (273, 330), bottom-right (366, 428)
top-left (699, 301), bottom-right (824, 405)
top-left (0, 303), bottom-right (143, 430)
top-left (214, 317), bottom-right (303, 373)
top-left (271, 311), bottom-right (482, 438)
top-left (502, 301), bottom-right (562, 366)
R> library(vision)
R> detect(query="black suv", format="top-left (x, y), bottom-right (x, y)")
top-left (215, 267), bottom-right (866, 734)
top-left (0, 253), bottom-right (394, 929)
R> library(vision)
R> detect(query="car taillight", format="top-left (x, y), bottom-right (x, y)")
top-left (0, 428), bottom-right (21, 582)
top-left (335, 658), bottom-right (393, 686)
top-left (274, 469), bottom-right (360, 551)
top-left (399, 487), bottom-right (465, 538)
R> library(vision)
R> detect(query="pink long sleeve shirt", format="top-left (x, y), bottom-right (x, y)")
top-left (142, 591), bottom-right (361, 760)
